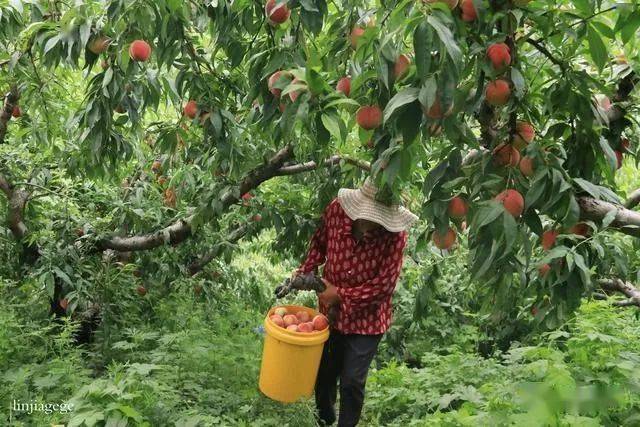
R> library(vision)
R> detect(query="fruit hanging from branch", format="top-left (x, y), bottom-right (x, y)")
top-left (129, 40), bottom-right (151, 62)
top-left (393, 54), bottom-right (411, 80)
top-left (485, 79), bottom-right (511, 106)
top-left (265, 0), bottom-right (290, 26)
top-left (486, 43), bottom-right (511, 71)
top-left (336, 77), bottom-right (351, 97)
top-left (88, 35), bottom-right (111, 55)
top-left (493, 144), bottom-right (521, 168)
top-left (519, 156), bottom-right (535, 177)
top-left (356, 105), bottom-right (383, 130)
top-left (350, 27), bottom-right (365, 49)
top-left (432, 227), bottom-right (457, 250)
top-left (183, 100), bottom-right (198, 119)
top-left (541, 230), bottom-right (558, 251)
top-left (495, 189), bottom-right (524, 217)
top-left (447, 196), bottom-right (468, 219)
top-left (512, 121), bottom-right (535, 150)
top-left (460, 0), bottom-right (477, 21)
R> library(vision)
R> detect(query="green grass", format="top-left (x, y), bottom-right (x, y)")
top-left (1, 244), bottom-right (639, 426)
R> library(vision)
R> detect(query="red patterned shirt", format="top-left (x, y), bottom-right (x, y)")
top-left (298, 198), bottom-right (408, 335)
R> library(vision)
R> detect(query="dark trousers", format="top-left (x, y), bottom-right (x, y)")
top-left (315, 331), bottom-right (383, 427)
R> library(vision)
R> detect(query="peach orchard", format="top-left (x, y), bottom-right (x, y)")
top-left (0, 0), bottom-right (639, 337)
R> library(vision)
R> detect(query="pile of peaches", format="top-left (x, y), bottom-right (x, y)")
top-left (270, 307), bottom-right (329, 333)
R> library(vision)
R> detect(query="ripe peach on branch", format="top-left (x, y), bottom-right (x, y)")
top-left (486, 43), bottom-right (511, 71)
top-left (432, 227), bottom-right (456, 250)
top-left (495, 189), bottom-right (524, 217)
top-left (485, 79), bottom-right (511, 106)
top-left (129, 40), bottom-right (151, 62)
top-left (356, 105), bottom-right (383, 130)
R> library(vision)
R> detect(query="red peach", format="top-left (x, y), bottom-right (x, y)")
top-left (538, 263), bottom-right (551, 276)
top-left (495, 189), bottom-right (525, 217)
top-left (350, 27), bottom-right (365, 49)
top-left (460, 0), bottom-right (477, 21)
top-left (394, 54), bottom-right (411, 80)
top-left (568, 223), bottom-right (589, 237)
top-left (336, 77), bottom-right (351, 97)
top-left (183, 100), bottom-right (198, 119)
top-left (486, 43), bottom-right (511, 70)
top-left (265, 0), bottom-right (290, 25)
top-left (312, 314), bottom-right (329, 331)
top-left (512, 121), bottom-right (535, 149)
top-left (356, 105), bottom-right (383, 130)
top-left (286, 324), bottom-right (299, 332)
top-left (283, 314), bottom-right (298, 327)
top-left (485, 79), bottom-right (511, 106)
top-left (493, 144), bottom-right (521, 167)
top-left (297, 322), bottom-right (314, 333)
top-left (129, 40), bottom-right (151, 62)
top-left (270, 314), bottom-right (285, 327)
top-left (296, 310), bottom-right (311, 323)
top-left (447, 196), bottom-right (468, 219)
top-left (541, 230), bottom-right (558, 251)
top-left (519, 156), bottom-right (535, 177)
top-left (432, 227), bottom-right (456, 250)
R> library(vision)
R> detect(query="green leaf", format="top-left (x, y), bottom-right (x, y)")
top-left (620, 11), bottom-right (640, 45)
top-left (419, 77), bottom-right (437, 109)
top-left (44, 35), bottom-right (61, 54)
top-left (383, 88), bottom-right (420, 123)
top-left (587, 24), bottom-right (607, 71)
top-left (427, 15), bottom-right (462, 69)
top-left (602, 208), bottom-right (617, 228)
top-left (523, 209), bottom-right (542, 235)
top-left (321, 113), bottom-right (343, 142)
top-left (474, 201), bottom-right (503, 229)
top-left (598, 136), bottom-right (618, 171)
top-left (413, 20), bottom-right (433, 81)
top-left (398, 103), bottom-right (422, 144)
top-left (503, 212), bottom-right (518, 254)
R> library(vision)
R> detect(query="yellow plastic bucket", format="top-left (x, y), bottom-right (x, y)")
top-left (258, 304), bottom-right (330, 403)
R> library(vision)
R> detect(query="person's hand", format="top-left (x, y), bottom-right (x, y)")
top-left (319, 279), bottom-right (341, 306)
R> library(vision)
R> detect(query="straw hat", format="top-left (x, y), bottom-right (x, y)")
top-left (338, 178), bottom-right (418, 232)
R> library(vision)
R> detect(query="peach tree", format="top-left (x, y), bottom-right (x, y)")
top-left (0, 0), bottom-right (639, 332)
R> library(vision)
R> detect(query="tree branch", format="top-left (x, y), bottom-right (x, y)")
top-left (97, 145), bottom-right (295, 252)
top-left (275, 155), bottom-right (371, 175)
top-left (0, 86), bottom-right (19, 144)
top-left (525, 38), bottom-right (567, 72)
top-left (188, 225), bottom-right (249, 275)
top-left (625, 188), bottom-right (640, 209)
top-left (597, 278), bottom-right (640, 308)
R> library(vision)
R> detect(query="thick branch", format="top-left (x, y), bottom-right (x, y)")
top-left (97, 145), bottom-right (294, 252)
top-left (276, 155), bottom-right (371, 175)
top-left (188, 225), bottom-right (249, 275)
top-left (598, 278), bottom-right (640, 308)
top-left (577, 196), bottom-right (640, 237)
top-left (625, 188), bottom-right (640, 209)
top-left (0, 86), bottom-right (19, 144)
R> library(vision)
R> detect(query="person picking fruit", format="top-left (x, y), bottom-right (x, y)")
top-left (293, 177), bottom-right (418, 427)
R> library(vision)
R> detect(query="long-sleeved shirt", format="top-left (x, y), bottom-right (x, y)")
top-left (298, 198), bottom-right (407, 335)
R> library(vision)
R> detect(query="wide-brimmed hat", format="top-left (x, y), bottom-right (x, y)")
top-left (338, 178), bottom-right (418, 232)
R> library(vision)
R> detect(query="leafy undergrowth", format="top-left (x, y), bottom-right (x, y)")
top-left (1, 251), bottom-right (640, 426)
